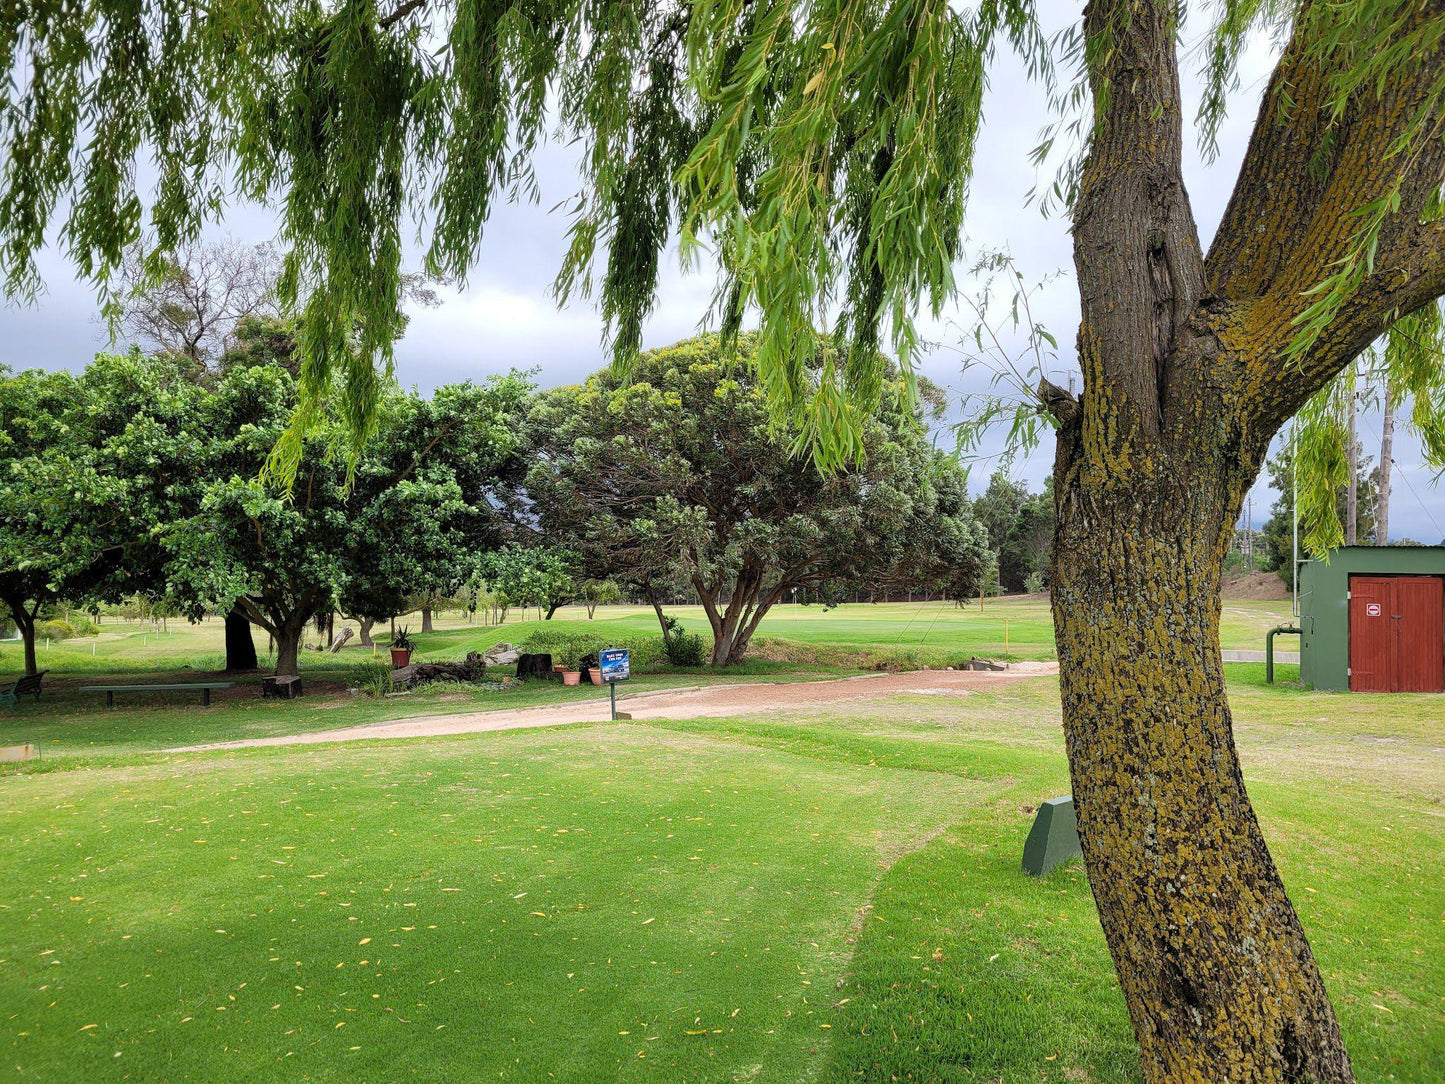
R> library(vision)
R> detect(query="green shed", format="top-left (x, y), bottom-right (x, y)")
top-left (1299, 546), bottom-right (1445, 692)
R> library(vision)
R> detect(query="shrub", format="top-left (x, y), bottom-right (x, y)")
top-left (69, 614), bottom-right (100, 637)
top-left (36, 619), bottom-right (76, 641)
top-left (664, 630), bottom-right (707, 668)
top-left (1024, 571), bottom-right (1047, 595)
top-left (520, 628), bottom-right (666, 670)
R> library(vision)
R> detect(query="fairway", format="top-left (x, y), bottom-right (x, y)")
top-left (3, 596), bottom-right (1297, 675)
top-left (2, 670), bottom-right (1440, 1082)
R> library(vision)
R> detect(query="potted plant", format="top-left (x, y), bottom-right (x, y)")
top-left (390, 626), bottom-right (415, 668)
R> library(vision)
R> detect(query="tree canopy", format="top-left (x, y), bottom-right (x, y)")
top-left (0, 353), bottom-right (203, 673)
top-left (6, 1), bottom-right (1434, 470)
top-left (528, 335), bottom-right (989, 664)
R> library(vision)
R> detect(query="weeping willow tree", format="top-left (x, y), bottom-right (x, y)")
top-left (1294, 302), bottom-right (1445, 555)
top-left (4, 1), bottom-right (1445, 1079)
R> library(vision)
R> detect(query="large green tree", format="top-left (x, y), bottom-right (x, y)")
top-left (528, 336), bottom-right (989, 665)
top-left (164, 356), bottom-right (526, 676)
top-left (5, 1), bottom-right (1445, 1076)
top-left (336, 375), bottom-right (531, 643)
top-left (0, 354), bottom-right (201, 674)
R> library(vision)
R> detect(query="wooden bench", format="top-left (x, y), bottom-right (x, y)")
top-left (1, 670), bottom-right (47, 711)
top-left (81, 682), bottom-right (234, 708)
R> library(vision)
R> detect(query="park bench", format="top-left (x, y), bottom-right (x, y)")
top-left (1, 670), bottom-right (47, 711)
top-left (81, 681), bottom-right (234, 708)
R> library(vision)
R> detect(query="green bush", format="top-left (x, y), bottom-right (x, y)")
top-left (664, 630), bottom-right (707, 667)
top-left (520, 628), bottom-right (666, 670)
top-left (69, 614), bottom-right (101, 637)
top-left (36, 619), bottom-right (76, 642)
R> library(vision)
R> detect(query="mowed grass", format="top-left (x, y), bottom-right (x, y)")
top-left (1, 597), bottom-right (1301, 679)
top-left (2, 669), bottom-right (1441, 1082)
top-left (1, 725), bottom-right (992, 1083)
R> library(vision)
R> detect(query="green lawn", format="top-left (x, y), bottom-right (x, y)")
top-left (1, 666), bottom-right (1440, 1082)
top-left (4, 596), bottom-right (1296, 678)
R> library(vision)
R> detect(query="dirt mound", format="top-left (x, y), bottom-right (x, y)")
top-left (1222, 570), bottom-right (1289, 600)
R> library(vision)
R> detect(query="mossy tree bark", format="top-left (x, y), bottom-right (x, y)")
top-left (1049, 2), bottom-right (1445, 1079)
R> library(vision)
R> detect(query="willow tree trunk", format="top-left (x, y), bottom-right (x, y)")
top-left (1051, 465), bottom-right (1352, 1080)
top-left (1035, 0), bottom-right (1445, 1074)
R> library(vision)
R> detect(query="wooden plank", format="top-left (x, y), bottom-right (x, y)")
top-left (80, 683), bottom-right (234, 692)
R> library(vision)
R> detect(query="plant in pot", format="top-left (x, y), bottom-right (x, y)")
top-left (553, 644), bottom-right (583, 685)
top-left (390, 626), bottom-right (415, 669)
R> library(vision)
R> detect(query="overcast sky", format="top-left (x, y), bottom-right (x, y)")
top-left (3, 3), bottom-right (1442, 544)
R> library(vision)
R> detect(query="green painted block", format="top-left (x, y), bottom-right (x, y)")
top-left (1021, 795), bottom-right (1081, 877)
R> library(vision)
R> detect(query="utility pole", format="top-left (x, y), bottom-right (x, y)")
top-left (1246, 496), bottom-right (1253, 566)
top-left (1345, 378), bottom-right (1358, 546)
top-left (1378, 380), bottom-right (1395, 544)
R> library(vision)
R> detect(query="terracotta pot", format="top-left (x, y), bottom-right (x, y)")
top-left (587, 669), bottom-right (603, 686)
top-left (390, 647), bottom-right (412, 667)
top-left (561, 670), bottom-right (581, 686)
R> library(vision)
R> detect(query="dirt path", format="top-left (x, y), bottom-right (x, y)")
top-left (173, 666), bottom-right (1057, 753)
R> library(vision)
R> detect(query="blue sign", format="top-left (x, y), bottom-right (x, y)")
top-left (598, 647), bottom-right (631, 683)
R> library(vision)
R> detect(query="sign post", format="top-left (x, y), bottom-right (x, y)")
top-left (598, 647), bottom-right (631, 720)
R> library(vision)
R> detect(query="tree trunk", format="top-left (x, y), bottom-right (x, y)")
top-left (421, 606), bottom-right (434, 633)
top-left (357, 617), bottom-right (375, 648)
top-left (273, 617), bottom-right (305, 678)
top-left (1345, 385), bottom-right (1358, 545)
top-left (707, 623), bottom-right (735, 667)
top-left (646, 588), bottom-right (672, 643)
top-left (12, 604), bottom-right (38, 676)
top-left (698, 574), bottom-right (780, 666)
top-left (1377, 384), bottom-right (1394, 544)
top-left (223, 604), bottom-right (258, 672)
top-left (1051, 477), bottom-right (1352, 1081)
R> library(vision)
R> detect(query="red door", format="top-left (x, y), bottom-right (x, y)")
top-left (1349, 575), bottom-right (1445, 693)
top-left (1394, 576), bottom-right (1445, 692)
top-left (1349, 577), bottom-right (1394, 692)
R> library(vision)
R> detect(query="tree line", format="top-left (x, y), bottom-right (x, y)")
top-left (1, 326), bottom-right (1020, 676)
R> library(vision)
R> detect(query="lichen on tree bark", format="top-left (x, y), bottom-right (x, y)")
top-left (1047, 1), bottom-right (1445, 1078)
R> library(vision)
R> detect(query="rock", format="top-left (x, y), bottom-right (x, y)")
top-left (960, 657), bottom-right (1007, 672)
top-left (482, 642), bottom-right (520, 665)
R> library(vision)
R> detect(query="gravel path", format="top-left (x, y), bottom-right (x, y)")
top-left (173, 665), bottom-right (1057, 753)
